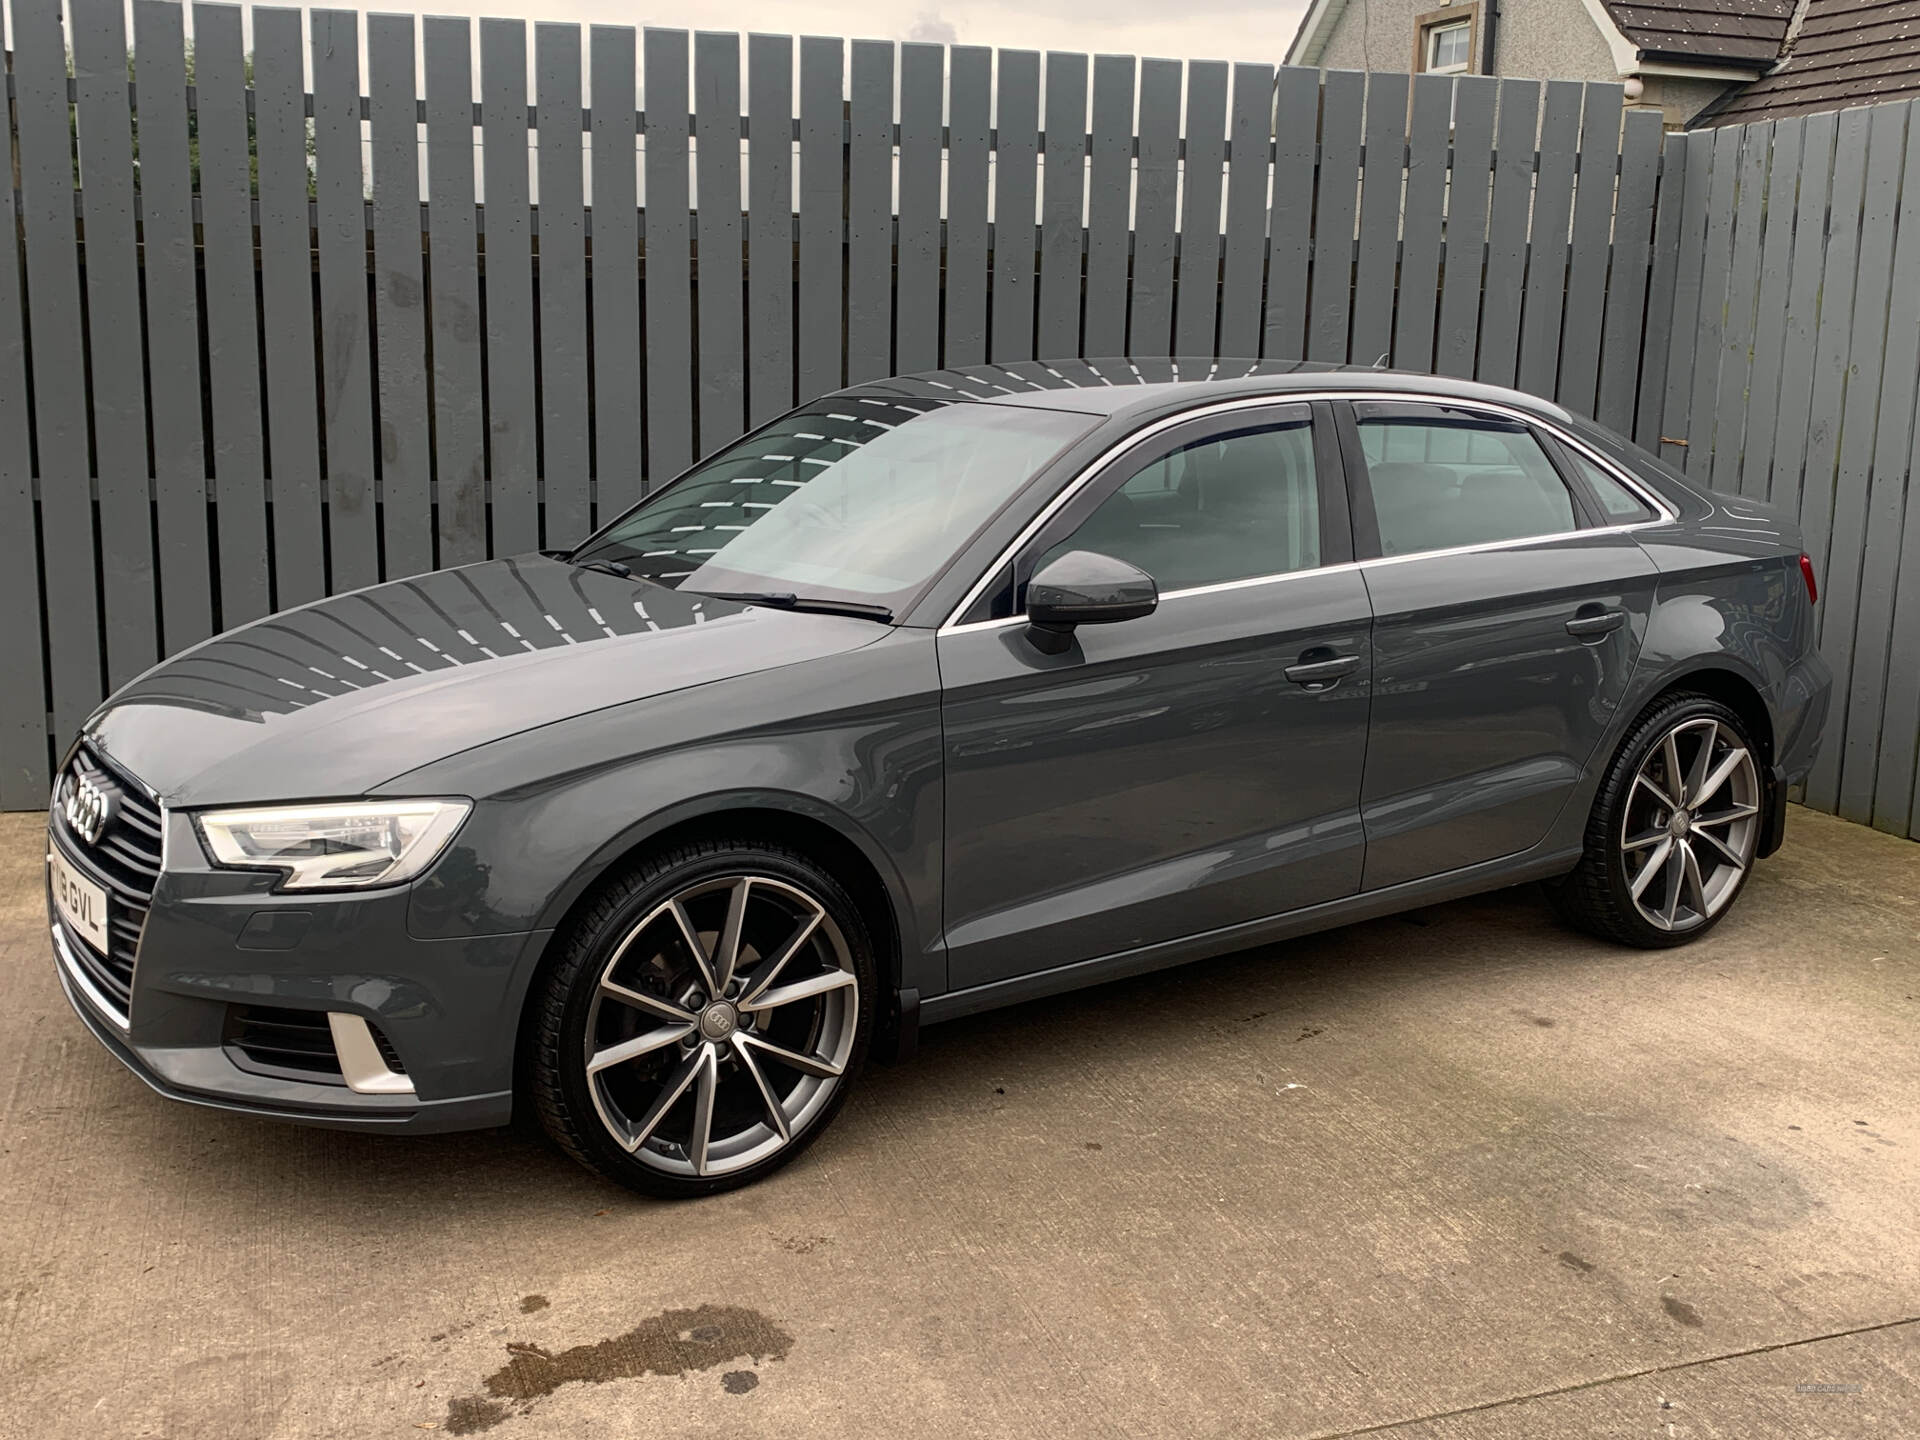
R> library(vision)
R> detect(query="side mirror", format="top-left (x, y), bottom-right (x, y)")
top-left (1025, 550), bottom-right (1158, 655)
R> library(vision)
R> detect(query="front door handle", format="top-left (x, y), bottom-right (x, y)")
top-left (1565, 607), bottom-right (1627, 639)
top-left (1284, 652), bottom-right (1362, 688)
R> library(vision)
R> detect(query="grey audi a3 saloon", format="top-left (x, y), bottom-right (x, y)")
top-left (48, 360), bottom-right (1831, 1196)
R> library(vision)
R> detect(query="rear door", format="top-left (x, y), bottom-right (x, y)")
top-left (1339, 400), bottom-right (1663, 891)
top-left (938, 402), bottom-right (1374, 991)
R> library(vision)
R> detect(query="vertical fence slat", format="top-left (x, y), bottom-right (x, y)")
top-left (1709, 120), bottom-right (1772, 495)
top-left (14, 0), bottom-right (101, 742)
top-left (848, 40), bottom-right (897, 382)
top-left (424, 15), bottom-right (487, 569)
top-left (481, 19), bottom-right (541, 552)
top-left (1349, 71), bottom-right (1408, 370)
top-left (1634, 131), bottom-right (1687, 451)
top-left (1084, 55), bottom-right (1136, 360)
top-left (538, 24), bottom-right (591, 543)
top-left (133, 0), bottom-right (212, 654)
top-left (798, 37), bottom-right (846, 396)
top-left (370, 13), bottom-right (433, 578)
top-left (1265, 66), bottom-right (1320, 361)
top-left (1476, 79), bottom-right (1539, 389)
top-left (1807, 102), bottom-right (1907, 814)
top-left (1516, 81), bottom-right (1582, 401)
top-left (644, 28), bottom-right (694, 482)
top-left (591, 27), bottom-right (641, 504)
top-left (1435, 76), bottom-right (1496, 379)
top-left (1306, 68), bottom-right (1361, 362)
top-left (1130, 58), bottom-right (1182, 358)
top-left (1877, 375), bottom-right (1920, 835)
top-left (72, 0), bottom-right (156, 686)
top-left (1847, 103), bottom-right (1920, 828)
top-left (944, 47), bottom-right (992, 367)
top-left (1557, 85), bottom-right (1624, 417)
top-left (746, 34), bottom-right (795, 420)
top-left (1391, 74), bottom-right (1451, 372)
top-left (695, 31), bottom-right (747, 451)
top-left (1039, 52), bottom-right (1090, 361)
top-left (1766, 111), bottom-right (1836, 518)
top-left (1219, 62), bottom-right (1273, 361)
top-left (896, 44), bottom-right (945, 374)
top-left (312, 9), bottom-right (379, 593)
top-left (191, 4), bottom-right (270, 628)
top-left (0, 0), bottom-right (47, 801)
top-left (1796, 110), bottom-right (1870, 593)
top-left (1659, 134), bottom-right (1714, 464)
top-left (1738, 116), bottom-right (1803, 499)
top-left (1683, 126), bottom-right (1742, 478)
top-left (992, 50), bottom-right (1042, 364)
top-left (1596, 109), bottom-right (1663, 437)
top-left (256, 8), bottom-right (325, 608)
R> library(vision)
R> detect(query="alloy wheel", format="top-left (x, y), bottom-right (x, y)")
top-left (1620, 717), bottom-right (1760, 933)
top-left (582, 874), bottom-right (858, 1177)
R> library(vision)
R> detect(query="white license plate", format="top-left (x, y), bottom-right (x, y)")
top-left (49, 846), bottom-right (110, 954)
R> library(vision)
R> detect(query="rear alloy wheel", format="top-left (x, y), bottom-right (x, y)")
top-left (531, 842), bottom-right (875, 1196)
top-left (1619, 716), bottom-right (1761, 933)
top-left (1547, 695), bottom-right (1765, 948)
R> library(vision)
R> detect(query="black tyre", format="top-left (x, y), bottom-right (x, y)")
top-left (529, 838), bottom-right (877, 1197)
top-left (1547, 693), bottom-right (1765, 948)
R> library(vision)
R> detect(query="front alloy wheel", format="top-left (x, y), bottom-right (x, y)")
top-left (532, 841), bottom-right (875, 1196)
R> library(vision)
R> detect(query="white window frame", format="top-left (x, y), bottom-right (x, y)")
top-left (1425, 19), bottom-right (1473, 75)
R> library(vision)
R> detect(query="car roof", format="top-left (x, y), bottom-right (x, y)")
top-left (832, 357), bottom-right (1582, 427)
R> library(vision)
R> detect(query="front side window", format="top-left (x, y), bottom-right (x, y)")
top-left (578, 398), bottom-right (1096, 610)
top-left (1356, 409), bottom-right (1578, 557)
top-left (1032, 417), bottom-right (1321, 595)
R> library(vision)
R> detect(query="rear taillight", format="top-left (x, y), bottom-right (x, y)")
top-left (1799, 553), bottom-right (1818, 605)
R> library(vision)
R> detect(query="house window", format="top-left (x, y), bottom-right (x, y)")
top-left (1425, 18), bottom-right (1472, 74)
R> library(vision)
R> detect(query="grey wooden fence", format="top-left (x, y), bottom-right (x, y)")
top-left (0, 0), bottom-right (1911, 848)
top-left (1657, 102), bottom-right (1920, 842)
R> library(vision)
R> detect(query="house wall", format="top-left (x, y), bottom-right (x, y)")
top-left (1317, 0), bottom-right (1485, 73)
top-left (1315, 0), bottom-right (1732, 127)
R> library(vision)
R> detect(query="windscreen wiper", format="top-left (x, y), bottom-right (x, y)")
top-left (570, 557), bottom-right (632, 579)
top-left (704, 591), bottom-right (895, 623)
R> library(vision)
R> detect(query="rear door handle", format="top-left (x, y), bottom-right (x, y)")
top-left (1565, 607), bottom-right (1627, 639)
top-left (1284, 653), bottom-right (1362, 688)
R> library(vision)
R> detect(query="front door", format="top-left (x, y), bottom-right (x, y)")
top-left (1340, 401), bottom-right (1662, 890)
top-left (938, 403), bottom-right (1373, 992)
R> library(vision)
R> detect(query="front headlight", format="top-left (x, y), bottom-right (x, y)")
top-left (196, 799), bottom-right (471, 890)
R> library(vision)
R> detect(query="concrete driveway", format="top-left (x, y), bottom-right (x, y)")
top-left (2, 806), bottom-right (1916, 1439)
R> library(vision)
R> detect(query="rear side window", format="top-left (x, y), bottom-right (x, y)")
top-left (1563, 448), bottom-right (1657, 523)
top-left (1356, 410), bottom-right (1578, 556)
top-left (1033, 418), bottom-right (1320, 594)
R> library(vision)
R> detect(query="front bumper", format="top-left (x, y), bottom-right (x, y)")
top-left (51, 806), bottom-right (546, 1135)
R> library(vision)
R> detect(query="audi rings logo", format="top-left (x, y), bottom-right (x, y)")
top-left (61, 771), bottom-right (114, 846)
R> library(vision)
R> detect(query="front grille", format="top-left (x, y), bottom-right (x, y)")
top-left (49, 743), bottom-right (164, 1015)
top-left (223, 1005), bottom-right (347, 1085)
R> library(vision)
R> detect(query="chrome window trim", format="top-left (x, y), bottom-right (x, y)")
top-left (936, 389), bottom-right (1676, 635)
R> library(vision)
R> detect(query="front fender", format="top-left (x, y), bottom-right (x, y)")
top-left (385, 630), bottom-right (947, 996)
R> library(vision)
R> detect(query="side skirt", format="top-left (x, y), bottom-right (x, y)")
top-left (918, 845), bottom-right (1584, 1027)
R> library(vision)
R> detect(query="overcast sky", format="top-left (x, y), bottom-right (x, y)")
top-left (76, 0), bottom-right (1315, 71)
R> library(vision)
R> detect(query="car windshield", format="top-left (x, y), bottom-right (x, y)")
top-left (575, 397), bottom-right (1097, 614)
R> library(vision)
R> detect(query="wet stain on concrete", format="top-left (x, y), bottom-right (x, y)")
top-left (1662, 1296), bottom-right (1705, 1328)
top-left (445, 1396), bottom-right (512, 1435)
top-left (443, 1303), bottom-right (793, 1431)
top-left (1513, 1009), bottom-right (1556, 1027)
top-left (722, 1369), bottom-right (760, 1394)
top-left (775, 1234), bottom-right (831, 1254)
top-left (1558, 1252), bottom-right (1596, 1273)
top-left (518, 1295), bottom-right (549, 1313)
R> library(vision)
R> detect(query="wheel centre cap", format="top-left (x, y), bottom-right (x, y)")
top-left (699, 1001), bottom-right (739, 1041)
top-left (1669, 810), bottom-right (1692, 838)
